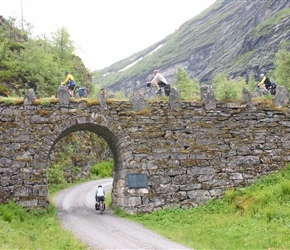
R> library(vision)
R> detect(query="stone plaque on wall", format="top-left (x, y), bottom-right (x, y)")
top-left (128, 174), bottom-right (148, 188)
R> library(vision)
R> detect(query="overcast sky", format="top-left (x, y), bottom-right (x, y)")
top-left (1, 0), bottom-right (216, 71)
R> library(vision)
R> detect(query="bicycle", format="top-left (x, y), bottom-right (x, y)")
top-left (256, 82), bottom-right (276, 96)
top-left (146, 82), bottom-right (171, 98)
top-left (95, 196), bottom-right (106, 215)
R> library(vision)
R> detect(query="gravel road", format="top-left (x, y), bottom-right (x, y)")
top-left (52, 178), bottom-right (191, 250)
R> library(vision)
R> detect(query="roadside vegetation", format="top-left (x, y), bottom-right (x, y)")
top-left (0, 202), bottom-right (86, 249)
top-left (0, 157), bottom-right (114, 250)
top-left (1, 163), bottom-right (289, 249)
top-left (116, 165), bottom-right (290, 250)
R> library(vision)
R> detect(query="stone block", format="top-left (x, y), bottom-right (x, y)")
top-left (57, 85), bottom-right (70, 105)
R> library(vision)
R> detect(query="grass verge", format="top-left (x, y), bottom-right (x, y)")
top-left (0, 202), bottom-right (86, 249)
top-left (115, 165), bottom-right (290, 250)
top-left (1, 167), bottom-right (289, 249)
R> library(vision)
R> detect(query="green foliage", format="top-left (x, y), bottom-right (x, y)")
top-left (0, 205), bottom-right (14, 223)
top-left (47, 164), bottom-right (65, 185)
top-left (90, 158), bottom-right (114, 178)
top-left (281, 180), bottom-right (290, 196)
top-left (40, 97), bottom-right (53, 106)
top-left (0, 83), bottom-right (9, 96)
top-left (0, 201), bottom-right (86, 249)
top-left (271, 49), bottom-right (290, 90)
top-left (48, 131), bottom-right (110, 189)
top-left (173, 68), bottom-right (200, 100)
top-left (3, 97), bottom-right (18, 104)
top-left (50, 27), bottom-right (75, 61)
top-left (244, 71), bottom-right (257, 92)
top-left (212, 73), bottom-right (247, 101)
top-left (89, 83), bottom-right (101, 99)
top-left (0, 16), bottom-right (92, 98)
top-left (121, 165), bottom-right (290, 249)
top-left (250, 8), bottom-right (290, 38)
top-left (111, 88), bottom-right (128, 100)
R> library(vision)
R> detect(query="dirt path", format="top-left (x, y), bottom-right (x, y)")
top-left (52, 178), bottom-right (191, 250)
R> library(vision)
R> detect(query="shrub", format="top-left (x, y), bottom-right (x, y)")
top-left (47, 164), bottom-right (65, 184)
top-left (173, 68), bottom-right (200, 100)
top-left (212, 73), bottom-right (246, 101)
top-left (0, 83), bottom-right (9, 96)
top-left (0, 205), bottom-right (14, 223)
top-left (271, 49), bottom-right (290, 90)
top-left (90, 158), bottom-right (113, 178)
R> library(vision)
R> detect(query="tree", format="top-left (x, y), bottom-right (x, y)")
top-left (0, 18), bottom-right (12, 63)
top-left (50, 27), bottom-right (75, 63)
top-left (271, 49), bottom-right (290, 90)
top-left (16, 39), bottom-right (63, 96)
top-left (174, 68), bottom-right (200, 100)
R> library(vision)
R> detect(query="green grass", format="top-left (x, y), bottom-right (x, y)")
top-left (1, 166), bottom-right (289, 249)
top-left (116, 165), bottom-right (290, 250)
top-left (0, 201), bottom-right (86, 250)
top-left (0, 173), bottom-right (111, 250)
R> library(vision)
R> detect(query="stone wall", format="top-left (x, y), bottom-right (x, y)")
top-left (1, 98), bottom-right (290, 213)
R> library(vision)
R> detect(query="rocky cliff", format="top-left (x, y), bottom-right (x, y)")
top-left (93, 0), bottom-right (290, 95)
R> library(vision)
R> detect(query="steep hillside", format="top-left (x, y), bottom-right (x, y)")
top-left (0, 16), bottom-right (92, 97)
top-left (93, 0), bottom-right (290, 95)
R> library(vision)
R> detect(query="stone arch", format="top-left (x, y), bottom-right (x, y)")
top-left (46, 122), bottom-right (127, 209)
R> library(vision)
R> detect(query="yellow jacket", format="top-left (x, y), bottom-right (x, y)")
top-left (63, 74), bottom-right (75, 86)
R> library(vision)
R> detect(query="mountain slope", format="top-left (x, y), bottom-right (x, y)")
top-left (93, 0), bottom-right (290, 94)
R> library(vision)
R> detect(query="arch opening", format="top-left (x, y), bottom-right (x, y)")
top-left (46, 123), bottom-right (126, 210)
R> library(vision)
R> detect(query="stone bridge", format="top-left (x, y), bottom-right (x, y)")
top-left (1, 87), bottom-right (290, 213)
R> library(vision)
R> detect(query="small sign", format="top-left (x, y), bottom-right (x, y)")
top-left (128, 174), bottom-right (148, 188)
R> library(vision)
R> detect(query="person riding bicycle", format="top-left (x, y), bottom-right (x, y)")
top-left (257, 73), bottom-right (272, 93)
top-left (62, 71), bottom-right (76, 97)
top-left (95, 185), bottom-right (105, 210)
top-left (150, 69), bottom-right (169, 94)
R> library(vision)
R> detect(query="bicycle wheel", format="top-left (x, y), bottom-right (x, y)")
top-left (99, 200), bottom-right (103, 215)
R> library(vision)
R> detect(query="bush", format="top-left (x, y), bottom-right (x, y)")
top-left (212, 73), bottom-right (246, 101)
top-left (173, 68), bottom-right (200, 100)
top-left (0, 205), bottom-right (14, 223)
top-left (90, 158), bottom-right (113, 178)
top-left (47, 164), bottom-right (65, 184)
top-left (0, 83), bottom-right (9, 96)
top-left (271, 49), bottom-right (290, 90)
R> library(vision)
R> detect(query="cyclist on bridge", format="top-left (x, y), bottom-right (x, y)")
top-left (62, 71), bottom-right (76, 97)
top-left (150, 69), bottom-right (169, 94)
